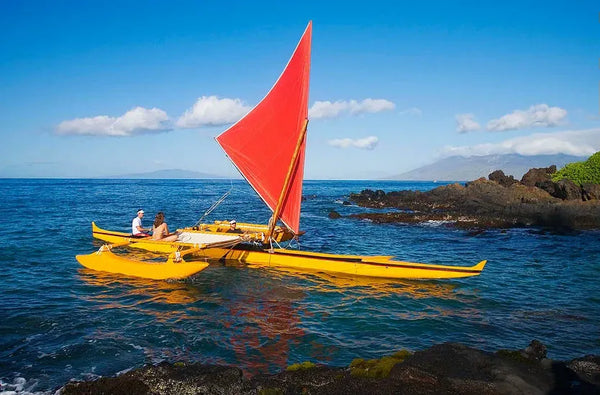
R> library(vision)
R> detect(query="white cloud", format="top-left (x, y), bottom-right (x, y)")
top-left (351, 99), bottom-right (395, 114)
top-left (309, 101), bottom-right (347, 119)
top-left (309, 99), bottom-right (395, 119)
top-left (441, 128), bottom-right (600, 157)
top-left (486, 104), bottom-right (567, 132)
top-left (455, 113), bottom-right (480, 133)
top-left (328, 136), bottom-right (379, 150)
top-left (399, 107), bottom-right (422, 116)
top-left (56, 107), bottom-right (170, 136)
top-left (176, 96), bottom-right (251, 128)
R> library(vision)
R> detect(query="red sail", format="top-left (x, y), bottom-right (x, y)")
top-left (215, 22), bottom-right (311, 234)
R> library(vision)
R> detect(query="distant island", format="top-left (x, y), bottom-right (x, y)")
top-left (2, 154), bottom-right (586, 180)
top-left (389, 154), bottom-right (586, 181)
top-left (104, 169), bottom-right (237, 179)
top-left (93, 154), bottom-right (586, 181)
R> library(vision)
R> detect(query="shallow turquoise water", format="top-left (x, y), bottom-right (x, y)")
top-left (0, 179), bottom-right (599, 392)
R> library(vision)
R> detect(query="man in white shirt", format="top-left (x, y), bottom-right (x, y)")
top-left (132, 209), bottom-right (150, 237)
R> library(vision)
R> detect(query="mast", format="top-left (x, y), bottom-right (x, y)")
top-left (265, 119), bottom-right (308, 241)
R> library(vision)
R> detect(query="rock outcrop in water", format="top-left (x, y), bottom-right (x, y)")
top-left (348, 167), bottom-right (600, 230)
top-left (61, 341), bottom-right (599, 394)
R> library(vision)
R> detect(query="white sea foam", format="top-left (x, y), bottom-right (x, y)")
top-left (334, 199), bottom-right (354, 206)
top-left (0, 377), bottom-right (47, 395)
top-left (421, 220), bottom-right (454, 227)
top-left (115, 367), bottom-right (133, 376)
top-left (78, 372), bottom-right (100, 381)
top-left (127, 343), bottom-right (143, 350)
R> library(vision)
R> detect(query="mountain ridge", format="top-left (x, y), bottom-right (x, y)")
top-left (389, 154), bottom-right (586, 181)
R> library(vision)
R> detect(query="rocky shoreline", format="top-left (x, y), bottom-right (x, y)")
top-left (60, 340), bottom-right (599, 394)
top-left (347, 166), bottom-right (600, 230)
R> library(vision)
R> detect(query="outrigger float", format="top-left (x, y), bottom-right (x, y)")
top-left (76, 22), bottom-right (487, 280)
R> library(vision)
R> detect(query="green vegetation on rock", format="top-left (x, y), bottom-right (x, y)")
top-left (286, 361), bottom-right (316, 371)
top-left (349, 350), bottom-right (412, 378)
top-left (552, 151), bottom-right (600, 186)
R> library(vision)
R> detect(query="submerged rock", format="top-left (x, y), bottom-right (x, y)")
top-left (60, 341), bottom-right (599, 394)
top-left (328, 210), bottom-right (342, 219)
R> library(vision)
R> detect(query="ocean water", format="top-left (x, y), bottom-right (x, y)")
top-left (0, 179), bottom-right (599, 393)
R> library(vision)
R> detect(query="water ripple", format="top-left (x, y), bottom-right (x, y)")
top-left (0, 179), bottom-right (599, 392)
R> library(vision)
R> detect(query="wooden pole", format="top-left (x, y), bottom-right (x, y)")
top-left (265, 118), bottom-right (309, 241)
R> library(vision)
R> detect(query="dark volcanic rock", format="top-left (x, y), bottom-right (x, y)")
top-left (62, 363), bottom-right (244, 395)
top-left (489, 170), bottom-right (518, 187)
top-left (328, 210), bottom-right (341, 219)
top-left (521, 165), bottom-right (556, 187)
top-left (554, 179), bottom-right (582, 200)
top-left (519, 166), bottom-right (587, 201)
top-left (249, 366), bottom-right (349, 394)
top-left (535, 179), bottom-right (560, 197)
top-left (524, 340), bottom-right (547, 360)
top-left (568, 355), bottom-right (600, 386)
top-left (349, 177), bottom-right (600, 230)
top-left (398, 342), bottom-right (556, 394)
top-left (582, 183), bottom-right (600, 201)
top-left (61, 342), bottom-right (600, 395)
top-left (353, 189), bottom-right (388, 207)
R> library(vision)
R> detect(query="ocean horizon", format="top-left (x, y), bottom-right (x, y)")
top-left (0, 177), bottom-right (470, 184)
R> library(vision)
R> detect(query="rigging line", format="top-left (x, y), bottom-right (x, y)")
top-left (194, 186), bottom-right (233, 226)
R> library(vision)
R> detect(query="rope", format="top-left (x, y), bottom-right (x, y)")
top-left (271, 238), bottom-right (282, 249)
top-left (285, 235), bottom-right (300, 250)
top-left (194, 186), bottom-right (232, 226)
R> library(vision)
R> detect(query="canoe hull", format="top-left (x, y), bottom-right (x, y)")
top-left (89, 223), bottom-right (486, 279)
top-left (199, 247), bottom-right (486, 279)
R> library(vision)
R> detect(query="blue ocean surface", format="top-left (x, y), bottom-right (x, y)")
top-left (0, 179), bottom-right (599, 393)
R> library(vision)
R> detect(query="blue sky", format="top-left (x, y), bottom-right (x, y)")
top-left (1, 0), bottom-right (598, 179)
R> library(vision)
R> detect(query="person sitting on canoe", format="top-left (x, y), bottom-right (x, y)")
top-left (151, 211), bottom-right (179, 242)
top-left (226, 220), bottom-right (243, 234)
top-left (131, 209), bottom-right (150, 237)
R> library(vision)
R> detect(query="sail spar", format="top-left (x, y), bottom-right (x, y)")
top-left (215, 22), bottom-right (312, 234)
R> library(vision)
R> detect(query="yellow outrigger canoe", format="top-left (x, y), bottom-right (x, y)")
top-left (77, 222), bottom-right (487, 280)
top-left (76, 22), bottom-right (487, 281)
top-left (77, 245), bottom-right (209, 280)
top-left (76, 226), bottom-right (243, 280)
